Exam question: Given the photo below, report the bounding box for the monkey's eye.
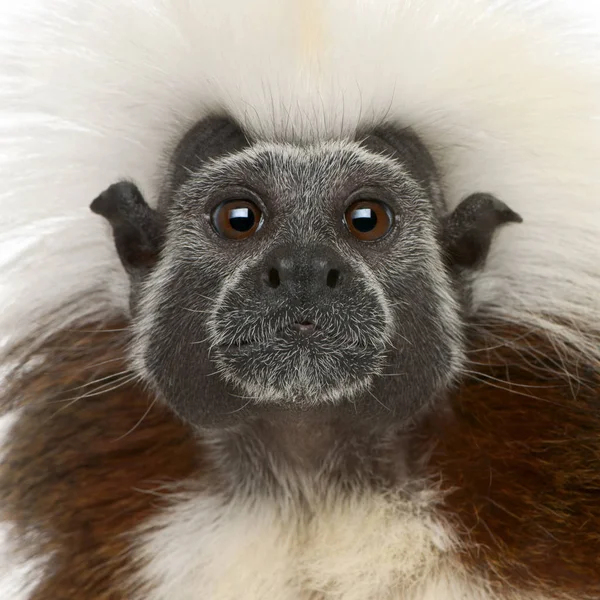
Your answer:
[344,200,393,241]
[212,200,262,240]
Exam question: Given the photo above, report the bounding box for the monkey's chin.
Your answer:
[214,344,384,409]
[237,376,372,407]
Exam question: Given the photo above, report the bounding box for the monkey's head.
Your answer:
[92,117,521,428]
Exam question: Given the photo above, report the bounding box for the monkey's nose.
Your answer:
[262,248,344,295]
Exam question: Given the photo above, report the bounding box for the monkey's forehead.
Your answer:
[180,139,424,197]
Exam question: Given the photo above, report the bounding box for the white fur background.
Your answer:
[1,0,600,597]
[1,0,600,359]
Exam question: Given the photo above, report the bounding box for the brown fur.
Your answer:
[1,319,599,598]
[0,324,201,599]
[429,325,600,597]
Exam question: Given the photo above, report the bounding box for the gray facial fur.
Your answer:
[91,117,521,428]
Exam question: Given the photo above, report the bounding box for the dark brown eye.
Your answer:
[344,200,393,241]
[212,199,262,240]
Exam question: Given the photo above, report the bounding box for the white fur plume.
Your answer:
[0,0,599,370]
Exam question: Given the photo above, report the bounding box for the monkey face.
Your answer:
[92,119,521,427]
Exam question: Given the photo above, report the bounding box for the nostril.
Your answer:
[267,267,281,289]
[326,269,341,289]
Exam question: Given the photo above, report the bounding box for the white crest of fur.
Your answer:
[0,0,599,370]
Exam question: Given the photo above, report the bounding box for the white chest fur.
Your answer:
[134,486,499,600]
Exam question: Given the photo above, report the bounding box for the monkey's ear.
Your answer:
[442,193,522,269]
[90,181,165,272]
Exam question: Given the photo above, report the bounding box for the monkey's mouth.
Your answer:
[210,312,387,404]
[223,321,322,350]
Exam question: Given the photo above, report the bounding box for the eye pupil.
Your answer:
[228,207,255,232]
[351,208,377,233]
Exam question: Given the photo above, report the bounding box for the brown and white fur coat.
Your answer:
[1,1,600,599]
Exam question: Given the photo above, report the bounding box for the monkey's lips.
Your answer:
[220,321,323,352]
